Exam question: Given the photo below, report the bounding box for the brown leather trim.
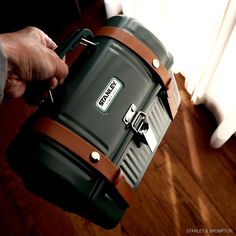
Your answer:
[32,116,134,206]
[166,78,178,118]
[95,26,178,119]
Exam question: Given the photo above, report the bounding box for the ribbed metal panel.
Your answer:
[118,74,181,189]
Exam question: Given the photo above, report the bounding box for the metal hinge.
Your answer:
[123,104,158,152]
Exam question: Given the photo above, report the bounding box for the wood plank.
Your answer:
[164,75,236,231]
[67,213,127,236]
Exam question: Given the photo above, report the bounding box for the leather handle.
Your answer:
[32,116,134,206]
[95,26,178,119]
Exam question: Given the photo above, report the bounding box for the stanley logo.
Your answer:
[96,78,122,112]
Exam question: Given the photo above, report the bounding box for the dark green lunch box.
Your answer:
[7,15,181,229]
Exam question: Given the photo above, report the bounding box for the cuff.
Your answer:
[0,42,7,104]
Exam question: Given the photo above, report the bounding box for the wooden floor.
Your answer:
[0,2,236,236]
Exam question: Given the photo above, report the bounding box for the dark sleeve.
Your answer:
[0,42,7,104]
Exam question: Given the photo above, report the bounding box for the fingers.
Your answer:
[44,35,58,50]
[24,26,58,49]
[37,29,68,85]
[25,26,68,83]
[52,56,69,85]
[48,77,58,90]
[4,77,26,98]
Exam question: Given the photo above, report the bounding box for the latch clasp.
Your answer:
[123,104,158,152]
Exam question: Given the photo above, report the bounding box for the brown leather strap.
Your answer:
[32,116,134,206]
[95,26,178,119]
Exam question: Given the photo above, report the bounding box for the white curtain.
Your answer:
[104,0,236,148]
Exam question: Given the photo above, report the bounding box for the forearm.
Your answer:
[0,42,7,104]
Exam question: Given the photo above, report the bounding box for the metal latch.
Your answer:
[123,104,158,152]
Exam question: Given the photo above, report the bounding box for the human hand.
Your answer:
[0,26,68,99]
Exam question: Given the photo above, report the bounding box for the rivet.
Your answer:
[90,151,100,163]
[152,59,160,68]
[131,105,135,112]
[124,117,130,123]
